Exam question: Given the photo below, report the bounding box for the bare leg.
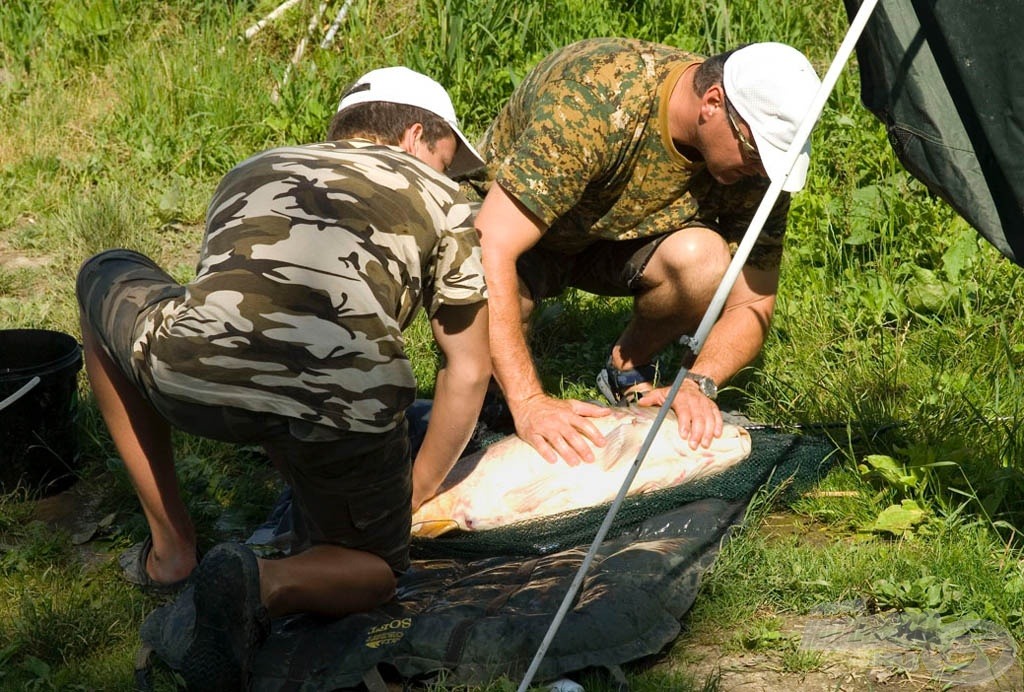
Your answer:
[612,227,731,372]
[258,545,396,619]
[81,320,197,584]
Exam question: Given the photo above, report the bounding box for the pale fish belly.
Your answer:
[411,406,752,537]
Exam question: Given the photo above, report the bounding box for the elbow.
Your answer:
[466,358,493,393]
[443,353,492,394]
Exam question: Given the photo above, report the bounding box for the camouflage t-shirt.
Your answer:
[134,140,486,434]
[477,37,790,269]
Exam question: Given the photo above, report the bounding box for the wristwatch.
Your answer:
[684,372,718,400]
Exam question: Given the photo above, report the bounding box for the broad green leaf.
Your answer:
[867,499,929,536]
[858,454,923,494]
[941,231,979,283]
[845,184,884,245]
[906,266,953,314]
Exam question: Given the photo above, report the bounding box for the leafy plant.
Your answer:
[860,498,931,538]
[735,618,792,652]
[868,575,962,616]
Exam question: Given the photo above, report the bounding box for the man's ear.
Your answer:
[700,83,725,120]
[399,122,425,156]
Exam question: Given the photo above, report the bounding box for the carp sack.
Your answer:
[412,405,752,537]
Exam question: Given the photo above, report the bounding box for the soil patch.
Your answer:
[30,473,120,572]
[676,610,1022,691]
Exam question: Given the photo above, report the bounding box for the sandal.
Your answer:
[595,360,658,406]
[119,536,197,596]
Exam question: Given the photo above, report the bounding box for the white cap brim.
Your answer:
[446,131,485,178]
[756,137,810,193]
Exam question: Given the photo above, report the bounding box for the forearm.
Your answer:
[411,359,490,512]
[485,260,545,408]
[475,183,549,410]
[691,296,774,385]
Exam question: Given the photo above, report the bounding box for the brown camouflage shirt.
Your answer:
[476,37,790,269]
[136,140,486,434]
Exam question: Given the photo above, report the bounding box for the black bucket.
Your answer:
[0,329,84,496]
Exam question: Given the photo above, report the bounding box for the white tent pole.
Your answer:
[244,0,303,41]
[682,0,882,361]
[514,1,881,690]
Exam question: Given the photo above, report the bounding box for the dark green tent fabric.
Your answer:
[843,0,1024,265]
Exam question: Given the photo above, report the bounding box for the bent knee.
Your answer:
[374,571,398,604]
[651,227,730,278]
[662,226,730,262]
[359,558,399,607]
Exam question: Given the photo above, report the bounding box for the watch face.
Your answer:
[688,372,717,399]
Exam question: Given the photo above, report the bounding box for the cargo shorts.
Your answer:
[516,233,671,301]
[76,249,413,571]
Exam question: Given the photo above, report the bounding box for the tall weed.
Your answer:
[111,40,270,177]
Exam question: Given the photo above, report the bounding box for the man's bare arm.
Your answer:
[639,263,778,448]
[475,184,610,465]
[411,302,491,511]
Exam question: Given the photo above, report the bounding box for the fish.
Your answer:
[411,405,752,537]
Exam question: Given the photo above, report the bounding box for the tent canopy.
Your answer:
[844,0,1024,265]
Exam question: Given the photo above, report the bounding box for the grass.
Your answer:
[2,0,1024,689]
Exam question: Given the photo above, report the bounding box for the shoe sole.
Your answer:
[181,544,266,691]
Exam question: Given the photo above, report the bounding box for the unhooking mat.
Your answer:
[140,404,837,690]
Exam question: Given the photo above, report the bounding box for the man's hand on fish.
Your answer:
[637,381,724,450]
[510,393,613,466]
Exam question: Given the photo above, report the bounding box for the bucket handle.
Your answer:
[0,376,41,413]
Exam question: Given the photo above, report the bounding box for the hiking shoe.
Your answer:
[595,360,658,406]
[180,543,269,691]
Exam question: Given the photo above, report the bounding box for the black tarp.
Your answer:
[139,416,837,690]
[843,0,1024,265]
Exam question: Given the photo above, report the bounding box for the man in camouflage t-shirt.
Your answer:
[76,67,489,688]
[473,38,820,464]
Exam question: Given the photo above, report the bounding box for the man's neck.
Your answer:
[667,64,703,161]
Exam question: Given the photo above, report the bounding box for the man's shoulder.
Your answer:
[219,140,459,201]
[546,37,698,78]
[235,139,410,168]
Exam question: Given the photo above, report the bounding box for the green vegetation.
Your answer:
[2,0,1022,689]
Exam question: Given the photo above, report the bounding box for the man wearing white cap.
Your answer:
[473,38,821,465]
[76,66,489,688]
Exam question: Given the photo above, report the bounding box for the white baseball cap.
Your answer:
[337,66,485,177]
[723,43,821,192]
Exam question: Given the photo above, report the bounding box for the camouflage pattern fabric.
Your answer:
[477,37,790,270]
[133,140,486,434]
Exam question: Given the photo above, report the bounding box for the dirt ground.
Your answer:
[675,618,1021,692]
[667,512,1022,691]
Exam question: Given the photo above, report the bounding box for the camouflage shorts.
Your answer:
[517,233,670,301]
[76,248,413,571]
